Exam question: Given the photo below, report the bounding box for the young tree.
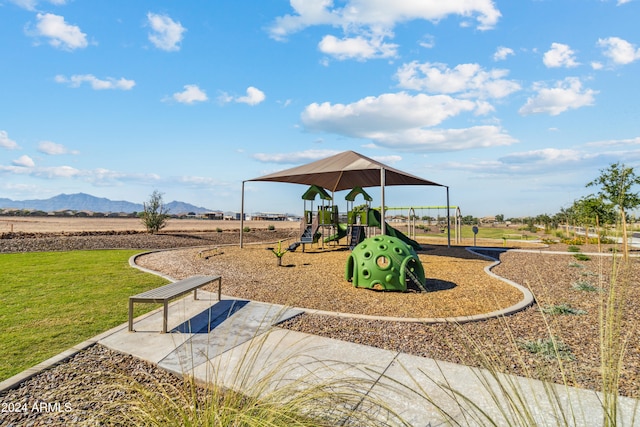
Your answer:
[140,190,170,234]
[587,162,640,253]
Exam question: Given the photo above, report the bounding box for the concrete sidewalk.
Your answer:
[98,290,640,427]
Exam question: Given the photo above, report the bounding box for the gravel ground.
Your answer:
[1,231,639,425]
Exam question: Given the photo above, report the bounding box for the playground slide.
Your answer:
[367,209,421,251]
[324,223,348,243]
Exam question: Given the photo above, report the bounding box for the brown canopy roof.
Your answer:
[248,150,444,192]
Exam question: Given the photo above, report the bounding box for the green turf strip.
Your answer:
[0,250,168,381]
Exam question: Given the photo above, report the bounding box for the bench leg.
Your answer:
[218,278,222,301]
[162,301,169,333]
[128,299,134,332]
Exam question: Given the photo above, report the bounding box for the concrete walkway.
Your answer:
[97,290,639,427]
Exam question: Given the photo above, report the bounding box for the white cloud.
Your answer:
[38,141,79,155]
[31,13,88,50]
[236,87,266,105]
[0,131,20,150]
[12,155,35,168]
[395,61,521,99]
[519,77,597,116]
[303,92,478,133]
[418,34,435,49]
[371,155,402,164]
[597,36,640,65]
[301,92,516,151]
[493,46,514,61]
[585,136,640,148]
[591,61,604,70]
[170,84,208,104]
[318,32,398,60]
[10,0,66,11]
[543,43,579,68]
[252,149,342,164]
[54,74,135,90]
[365,126,517,152]
[269,0,501,40]
[147,12,186,52]
[219,87,266,106]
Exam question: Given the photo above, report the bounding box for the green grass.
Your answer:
[0,250,168,381]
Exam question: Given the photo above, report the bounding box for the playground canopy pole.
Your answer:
[380,167,386,235]
[240,180,246,248]
[446,186,451,248]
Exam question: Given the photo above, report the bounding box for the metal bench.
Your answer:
[128,275,222,333]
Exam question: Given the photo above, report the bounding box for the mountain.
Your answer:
[0,193,212,214]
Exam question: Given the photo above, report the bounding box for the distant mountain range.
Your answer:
[0,193,213,214]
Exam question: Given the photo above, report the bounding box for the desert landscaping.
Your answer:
[0,216,638,424]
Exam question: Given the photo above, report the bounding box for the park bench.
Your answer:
[128,275,222,333]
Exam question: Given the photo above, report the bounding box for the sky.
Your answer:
[1,0,640,218]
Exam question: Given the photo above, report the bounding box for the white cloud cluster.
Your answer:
[318,33,398,60]
[9,0,66,11]
[12,155,35,168]
[270,0,501,61]
[38,141,78,155]
[597,36,640,65]
[54,74,135,90]
[519,77,597,116]
[219,87,266,106]
[31,12,87,50]
[395,61,521,99]
[0,131,20,150]
[147,12,186,52]
[301,92,516,151]
[252,149,342,164]
[170,84,208,104]
[543,43,579,68]
[493,46,514,61]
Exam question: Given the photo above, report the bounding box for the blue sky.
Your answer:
[1,0,639,218]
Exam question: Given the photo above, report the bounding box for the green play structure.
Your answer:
[345,235,426,292]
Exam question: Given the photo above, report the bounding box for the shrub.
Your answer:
[574,253,591,261]
[518,336,575,361]
[567,245,581,252]
[243,226,251,232]
[216,227,223,233]
[572,281,600,292]
[541,303,587,315]
[268,224,276,231]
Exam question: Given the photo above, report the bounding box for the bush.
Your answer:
[541,303,587,315]
[216,227,223,233]
[518,336,575,361]
[268,224,275,231]
[574,253,591,261]
[243,226,251,233]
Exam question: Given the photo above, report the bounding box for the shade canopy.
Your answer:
[247,150,444,192]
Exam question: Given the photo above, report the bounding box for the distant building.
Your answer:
[202,211,224,220]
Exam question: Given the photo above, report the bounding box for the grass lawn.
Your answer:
[417,224,536,240]
[0,250,168,381]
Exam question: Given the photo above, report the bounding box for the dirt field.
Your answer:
[0,216,298,233]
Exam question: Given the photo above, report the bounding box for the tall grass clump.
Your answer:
[99,320,407,426]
